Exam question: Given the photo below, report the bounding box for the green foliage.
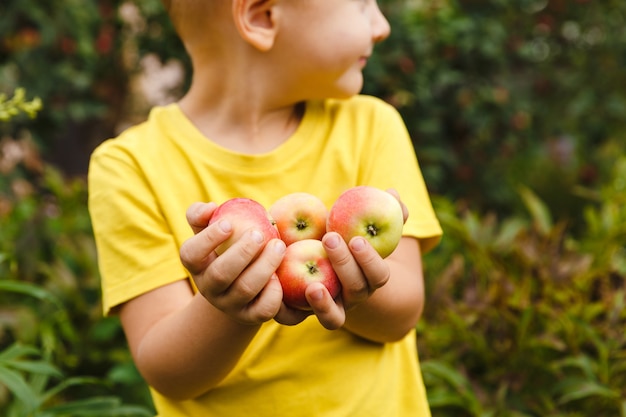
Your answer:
[0,0,122,120]
[0,285,151,417]
[0,157,154,414]
[365,0,626,217]
[419,160,626,416]
[0,90,153,413]
[0,89,42,122]
[0,170,155,417]
[0,0,131,175]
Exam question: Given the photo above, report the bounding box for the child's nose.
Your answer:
[371,5,391,43]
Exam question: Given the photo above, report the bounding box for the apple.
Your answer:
[326,186,404,258]
[208,198,280,255]
[276,239,341,310]
[269,192,328,245]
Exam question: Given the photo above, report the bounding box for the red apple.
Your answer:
[326,186,404,258]
[269,192,328,245]
[276,239,341,310]
[208,198,280,255]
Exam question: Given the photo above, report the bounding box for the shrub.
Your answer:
[418,159,626,416]
[365,0,626,218]
[0,91,153,415]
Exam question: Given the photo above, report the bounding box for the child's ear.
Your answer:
[232,0,279,52]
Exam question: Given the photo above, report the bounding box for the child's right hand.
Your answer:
[180,202,287,325]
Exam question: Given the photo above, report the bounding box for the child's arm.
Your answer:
[323,235,425,343]
[118,202,287,400]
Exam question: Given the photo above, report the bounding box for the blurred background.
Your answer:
[1,0,625,415]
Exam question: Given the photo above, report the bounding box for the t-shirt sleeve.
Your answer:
[360,98,442,253]
[88,140,189,316]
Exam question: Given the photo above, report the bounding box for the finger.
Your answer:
[186,202,218,234]
[238,275,284,324]
[386,188,409,223]
[204,229,269,296]
[220,238,286,306]
[386,188,400,200]
[322,232,370,307]
[180,218,233,274]
[348,236,390,293]
[306,283,346,330]
[274,302,312,326]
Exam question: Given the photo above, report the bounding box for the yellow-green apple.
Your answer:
[276,239,341,310]
[269,192,328,245]
[326,186,404,258]
[208,198,280,255]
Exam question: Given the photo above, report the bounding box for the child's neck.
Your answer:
[179,89,305,155]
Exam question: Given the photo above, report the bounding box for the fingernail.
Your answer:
[219,220,232,233]
[310,289,324,301]
[325,234,340,249]
[251,230,264,244]
[351,237,366,251]
[273,239,286,254]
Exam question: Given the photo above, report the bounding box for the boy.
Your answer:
[88,0,442,416]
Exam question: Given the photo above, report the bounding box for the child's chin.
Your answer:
[331,84,363,99]
[336,75,364,98]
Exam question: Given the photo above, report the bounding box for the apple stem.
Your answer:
[306,262,319,274]
[367,224,378,237]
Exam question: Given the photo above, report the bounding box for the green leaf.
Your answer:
[518,185,552,234]
[38,376,102,404]
[492,217,527,249]
[0,367,39,413]
[3,359,62,378]
[421,360,483,414]
[422,360,471,391]
[552,355,597,381]
[557,380,618,404]
[0,281,64,309]
[0,344,41,362]
[36,397,153,417]
[426,388,468,408]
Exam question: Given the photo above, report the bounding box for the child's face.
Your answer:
[277,0,390,99]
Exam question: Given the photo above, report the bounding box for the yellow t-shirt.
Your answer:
[88,95,442,417]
